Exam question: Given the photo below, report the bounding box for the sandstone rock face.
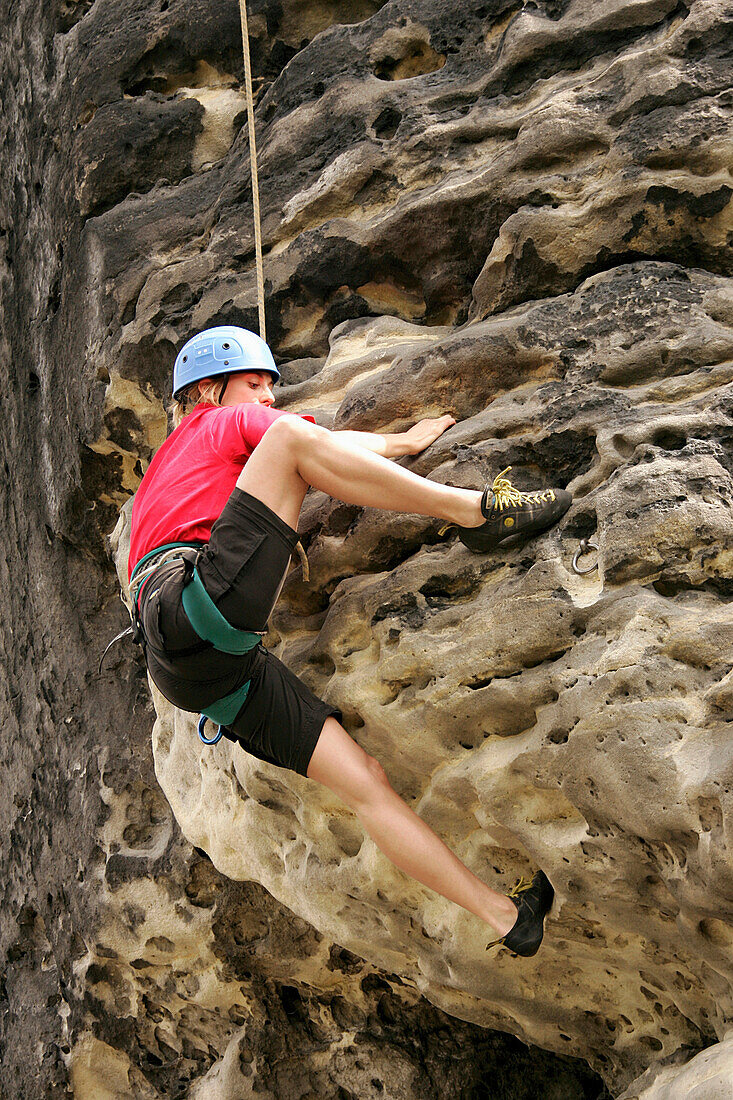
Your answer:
[1,0,731,1097]
[143,262,733,1096]
[617,1030,733,1098]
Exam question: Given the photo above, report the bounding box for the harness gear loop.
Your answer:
[238,0,266,342]
[129,542,202,605]
[572,538,599,576]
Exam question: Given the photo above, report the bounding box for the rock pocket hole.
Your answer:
[372,106,402,139]
[563,510,597,541]
[328,816,364,858]
[698,917,733,947]
[374,39,446,80]
[611,433,635,458]
[652,428,687,451]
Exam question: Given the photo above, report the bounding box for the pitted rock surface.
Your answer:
[1,0,731,1097]
[138,261,733,1096]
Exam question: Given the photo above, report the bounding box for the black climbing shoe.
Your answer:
[451,467,571,553]
[487,870,555,958]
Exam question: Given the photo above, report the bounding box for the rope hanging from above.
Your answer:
[237,0,266,342]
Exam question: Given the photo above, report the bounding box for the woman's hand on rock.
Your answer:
[401,414,456,455]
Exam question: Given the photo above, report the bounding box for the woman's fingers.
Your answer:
[401,414,456,454]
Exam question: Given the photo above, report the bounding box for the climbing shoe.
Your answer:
[487,870,555,958]
[449,467,571,553]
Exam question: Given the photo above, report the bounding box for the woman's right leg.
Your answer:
[307,717,519,938]
[236,416,483,532]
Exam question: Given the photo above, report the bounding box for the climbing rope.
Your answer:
[237,0,266,342]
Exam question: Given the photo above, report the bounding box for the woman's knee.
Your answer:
[307,719,392,807]
[264,413,319,452]
[347,753,392,811]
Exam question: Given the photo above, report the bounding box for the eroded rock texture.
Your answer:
[1,0,731,1097]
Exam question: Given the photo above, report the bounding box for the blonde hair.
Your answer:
[168,378,226,429]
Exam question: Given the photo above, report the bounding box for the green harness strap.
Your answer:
[181,567,262,732]
[130,541,200,583]
[181,567,262,655]
[200,677,253,726]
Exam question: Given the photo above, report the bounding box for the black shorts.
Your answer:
[138,488,341,776]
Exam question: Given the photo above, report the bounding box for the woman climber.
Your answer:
[128,325,570,957]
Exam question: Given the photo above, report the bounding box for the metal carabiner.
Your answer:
[572,538,599,575]
[198,714,224,745]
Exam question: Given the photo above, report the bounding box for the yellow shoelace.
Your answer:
[439,468,557,537]
[491,467,556,511]
[485,875,535,950]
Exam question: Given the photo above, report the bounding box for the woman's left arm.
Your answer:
[334,414,456,458]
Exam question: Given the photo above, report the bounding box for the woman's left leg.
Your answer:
[307,718,518,937]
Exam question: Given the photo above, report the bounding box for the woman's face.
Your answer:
[203,371,276,407]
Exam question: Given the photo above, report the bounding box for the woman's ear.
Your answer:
[197,378,212,396]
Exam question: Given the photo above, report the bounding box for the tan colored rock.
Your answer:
[69,1035,158,1100]
[618,1031,733,1099]
[124,262,733,1095]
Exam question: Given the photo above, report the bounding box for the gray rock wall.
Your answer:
[1,0,731,1097]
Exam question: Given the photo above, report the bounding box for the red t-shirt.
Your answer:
[128,402,314,578]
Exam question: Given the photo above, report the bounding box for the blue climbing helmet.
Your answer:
[172,326,280,399]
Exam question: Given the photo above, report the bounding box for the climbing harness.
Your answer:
[101,531,308,741]
[130,546,264,746]
[100,544,264,746]
[572,538,599,576]
[238,0,266,341]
